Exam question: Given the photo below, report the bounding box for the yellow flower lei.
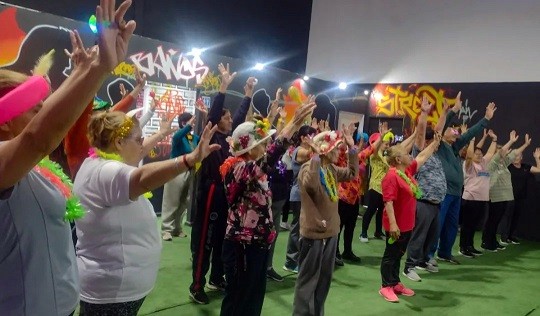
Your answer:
[320,167,338,202]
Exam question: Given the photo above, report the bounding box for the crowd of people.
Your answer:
[1,1,539,315]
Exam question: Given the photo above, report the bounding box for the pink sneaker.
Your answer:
[379,286,399,302]
[393,283,415,296]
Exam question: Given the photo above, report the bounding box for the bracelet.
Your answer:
[173,157,181,173]
[182,155,193,170]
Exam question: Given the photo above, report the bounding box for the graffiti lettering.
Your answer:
[458,99,477,125]
[112,62,136,79]
[130,46,209,83]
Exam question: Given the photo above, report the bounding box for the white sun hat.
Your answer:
[227,119,276,156]
[313,130,343,155]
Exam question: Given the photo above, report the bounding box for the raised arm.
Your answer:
[531,148,540,173]
[232,77,256,130]
[401,128,418,154]
[207,63,237,125]
[333,124,359,182]
[483,129,498,162]
[415,94,432,150]
[129,123,220,199]
[434,98,450,133]
[140,113,176,159]
[441,92,461,135]
[0,1,136,190]
[415,132,442,168]
[476,129,488,149]
[112,68,146,112]
[454,102,495,150]
[502,130,519,153]
[514,134,532,156]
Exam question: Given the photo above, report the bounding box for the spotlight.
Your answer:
[373,91,383,102]
[303,75,310,81]
[364,90,370,96]
[254,63,265,71]
[338,82,347,90]
[188,48,204,57]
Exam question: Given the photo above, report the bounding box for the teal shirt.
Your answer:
[170,124,200,158]
[436,111,489,196]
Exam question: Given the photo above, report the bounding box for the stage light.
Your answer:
[88,15,97,34]
[303,75,310,81]
[373,91,383,102]
[338,82,347,90]
[364,90,370,95]
[188,48,203,57]
[254,63,265,71]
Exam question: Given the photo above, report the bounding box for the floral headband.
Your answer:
[0,76,50,125]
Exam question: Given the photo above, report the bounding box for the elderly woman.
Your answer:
[73,110,218,315]
[378,135,441,303]
[292,126,359,316]
[0,1,135,315]
[218,99,315,316]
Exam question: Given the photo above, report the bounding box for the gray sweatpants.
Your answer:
[161,170,193,235]
[293,235,337,316]
[405,201,439,270]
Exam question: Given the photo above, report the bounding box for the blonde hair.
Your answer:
[385,145,406,166]
[0,69,28,95]
[88,111,140,150]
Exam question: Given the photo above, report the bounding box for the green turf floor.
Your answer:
[137,217,540,316]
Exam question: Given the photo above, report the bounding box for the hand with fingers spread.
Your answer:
[218,63,237,93]
[119,83,128,99]
[509,130,519,143]
[451,91,462,113]
[95,0,136,72]
[280,98,317,140]
[342,123,355,147]
[487,129,497,141]
[268,88,282,119]
[311,117,318,129]
[64,32,99,71]
[420,93,432,113]
[533,148,540,160]
[195,98,208,114]
[190,123,222,162]
[524,134,532,146]
[484,102,497,120]
[159,112,176,136]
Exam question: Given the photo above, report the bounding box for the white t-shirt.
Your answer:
[74,158,162,304]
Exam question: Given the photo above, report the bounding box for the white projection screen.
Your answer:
[306,0,540,84]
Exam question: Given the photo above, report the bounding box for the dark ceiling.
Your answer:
[2,0,313,74]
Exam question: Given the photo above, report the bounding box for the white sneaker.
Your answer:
[426,263,439,273]
[359,236,369,243]
[427,258,438,267]
[499,239,509,246]
[403,269,422,282]
[280,222,290,231]
[162,232,173,241]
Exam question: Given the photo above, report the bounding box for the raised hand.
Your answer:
[186,114,197,127]
[218,63,237,92]
[484,102,497,120]
[460,124,468,135]
[119,83,128,99]
[269,88,281,118]
[442,98,450,113]
[159,112,176,135]
[524,134,532,146]
[487,129,497,140]
[311,117,318,129]
[452,91,462,113]
[191,123,221,162]
[64,31,99,70]
[278,107,287,119]
[244,77,257,97]
[379,121,390,135]
[509,130,519,143]
[342,123,355,147]
[135,67,146,88]
[96,0,136,72]
[195,98,208,114]
[421,93,432,113]
[533,148,540,160]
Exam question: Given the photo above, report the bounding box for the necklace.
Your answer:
[89,148,153,199]
[34,157,85,222]
[394,168,423,199]
[320,166,338,202]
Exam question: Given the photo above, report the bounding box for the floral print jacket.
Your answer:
[220,138,287,247]
[337,145,373,205]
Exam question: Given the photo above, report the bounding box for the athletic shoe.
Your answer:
[283,264,299,274]
[280,222,291,231]
[266,268,284,282]
[426,263,439,273]
[189,290,209,305]
[341,251,361,263]
[403,269,422,282]
[496,243,506,250]
[415,262,428,271]
[162,232,173,241]
[379,286,399,303]
[458,248,476,258]
[499,239,509,246]
[335,257,344,267]
[469,247,483,256]
[373,233,385,240]
[393,283,415,296]
[359,236,369,243]
[206,280,226,291]
[508,237,521,245]
[437,255,461,265]
[427,258,438,267]
[481,243,498,252]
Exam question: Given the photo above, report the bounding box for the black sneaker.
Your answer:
[266,268,284,282]
[373,232,385,240]
[496,243,506,250]
[341,251,361,263]
[508,237,521,245]
[469,247,483,256]
[189,290,209,305]
[206,280,226,291]
[481,243,498,252]
[437,255,461,265]
[335,257,344,267]
[458,248,475,258]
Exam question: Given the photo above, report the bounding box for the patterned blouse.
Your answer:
[220,139,287,247]
[337,145,374,205]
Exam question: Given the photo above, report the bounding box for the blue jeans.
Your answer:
[430,194,461,258]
